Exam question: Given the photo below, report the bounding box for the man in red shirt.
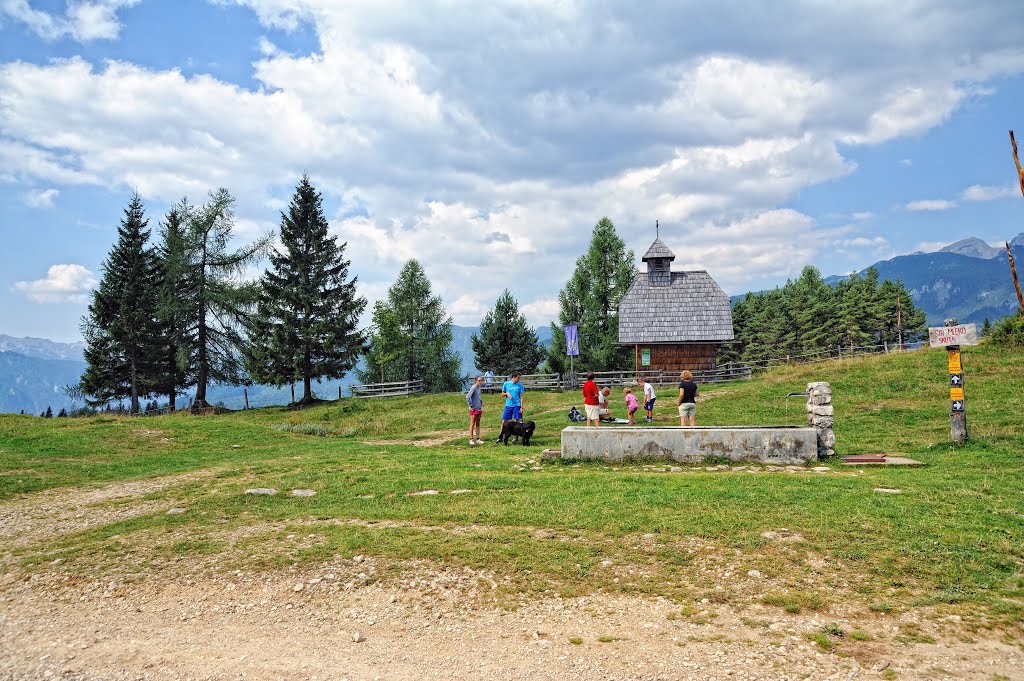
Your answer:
[582,371,600,427]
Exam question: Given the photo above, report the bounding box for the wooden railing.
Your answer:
[350,379,424,398]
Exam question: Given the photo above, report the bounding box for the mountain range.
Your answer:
[2,235,1021,414]
[0,326,554,414]
[823,232,1024,326]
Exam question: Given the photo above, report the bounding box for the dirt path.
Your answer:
[0,471,216,549]
[3,570,1022,681]
[2,479,1022,680]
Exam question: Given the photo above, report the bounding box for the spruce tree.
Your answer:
[44,406,53,418]
[153,202,197,411]
[545,217,635,372]
[246,175,367,403]
[178,189,269,409]
[472,289,543,374]
[361,260,462,392]
[80,193,163,413]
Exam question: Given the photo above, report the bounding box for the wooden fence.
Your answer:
[350,379,424,398]
[481,373,563,391]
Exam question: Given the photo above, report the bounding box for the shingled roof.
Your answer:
[617,269,735,344]
[641,238,675,262]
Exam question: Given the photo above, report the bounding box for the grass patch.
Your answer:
[1,342,1022,633]
[273,423,334,436]
[762,590,828,614]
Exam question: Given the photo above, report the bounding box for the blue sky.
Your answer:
[2,1,1023,342]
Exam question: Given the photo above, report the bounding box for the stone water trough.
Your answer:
[559,425,819,465]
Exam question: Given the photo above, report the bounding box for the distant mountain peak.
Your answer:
[1010,232,1024,247]
[938,237,1001,259]
[0,334,86,361]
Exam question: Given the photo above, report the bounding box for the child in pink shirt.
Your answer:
[624,387,639,424]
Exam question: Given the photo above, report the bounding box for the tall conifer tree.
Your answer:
[80,193,162,413]
[246,175,367,403]
[153,202,197,410]
[361,260,462,392]
[545,217,635,372]
[180,188,269,408]
[472,289,543,374]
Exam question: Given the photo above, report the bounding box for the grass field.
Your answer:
[1,342,1022,635]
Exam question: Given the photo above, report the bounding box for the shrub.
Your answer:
[987,313,1024,349]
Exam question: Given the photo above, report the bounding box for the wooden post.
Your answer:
[244,388,249,410]
[1011,130,1024,198]
[948,345,967,444]
[291,383,295,404]
[339,386,342,400]
[1007,241,1024,315]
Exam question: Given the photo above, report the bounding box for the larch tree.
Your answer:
[246,175,367,403]
[179,188,269,409]
[546,217,635,372]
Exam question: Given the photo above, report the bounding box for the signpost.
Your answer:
[929,321,978,444]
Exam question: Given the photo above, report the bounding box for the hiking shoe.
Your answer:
[475,439,484,445]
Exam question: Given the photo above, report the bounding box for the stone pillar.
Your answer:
[806,381,835,458]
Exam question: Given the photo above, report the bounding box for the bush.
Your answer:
[987,313,1024,349]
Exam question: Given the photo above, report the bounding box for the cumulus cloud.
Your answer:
[961,184,1018,201]
[21,187,59,208]
[13,264,97,303]
[905,199,957,211]
[3,1,1024,323]
[0,0,139,42]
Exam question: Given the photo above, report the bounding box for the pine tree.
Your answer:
[545,217,635,372]
[472,290,543,374]
[80,193,163,413]
[981,317,992,337]
[361,260,462,392]
[177,189,269,409]
[246,175,367,403]
[44,406,53,418]
[57,408,68,418]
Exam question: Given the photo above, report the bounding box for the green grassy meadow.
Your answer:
[1,342,1022,632]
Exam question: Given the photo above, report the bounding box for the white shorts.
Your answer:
[678,403,696,416]
[584,404,601,420]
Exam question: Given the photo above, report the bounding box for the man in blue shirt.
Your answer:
[496,371,524,443]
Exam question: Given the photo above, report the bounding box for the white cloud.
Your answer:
[21,187,59,208]
[12,264,97,303]
[905,199,957,211]
[851,211,874,221]
[3,1,1024,325]
[899,159,913,166]
[0,0,139,42]
[961,184,1018,201]
[838,236,888,248]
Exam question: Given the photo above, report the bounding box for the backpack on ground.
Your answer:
[568,406,585,422]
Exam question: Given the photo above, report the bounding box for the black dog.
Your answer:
[500,420,536,446]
